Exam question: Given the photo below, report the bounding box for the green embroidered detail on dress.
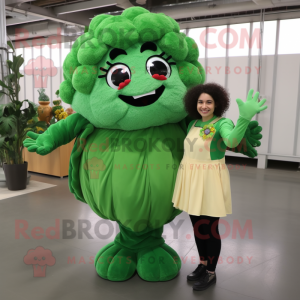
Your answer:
[199,123,216,140]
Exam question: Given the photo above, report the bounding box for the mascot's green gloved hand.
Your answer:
[23,113,91,156]
[245,120,263,147]
[23,131,55,155]
[228,121,263,158]
[236,89,268,121]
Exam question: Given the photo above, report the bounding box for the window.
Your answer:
[24,46,32,67]
[207,25,227,58]
[228,23,250,57]
[278,18,300,55]
[61,42,70,66]
[251,22,261,56]
[42,45,51,78]
[188,28,206,59]
[262,20,277,55]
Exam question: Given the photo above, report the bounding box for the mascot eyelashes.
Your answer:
[24,7,262,282]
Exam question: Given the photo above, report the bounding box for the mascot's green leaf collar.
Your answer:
[59,7,204,130]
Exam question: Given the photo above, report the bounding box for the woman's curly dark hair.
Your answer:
[184,82,230,119]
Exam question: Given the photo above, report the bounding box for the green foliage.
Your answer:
[7,41,15,52]
[0,54,47,165]
[55,89,60,97]
[52,105,63,114]
[37,88,50,101]
[53,100,61,106]
[49,116,57,125]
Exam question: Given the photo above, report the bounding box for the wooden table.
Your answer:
[23,139,75,178]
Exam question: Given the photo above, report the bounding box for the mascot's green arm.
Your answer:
[23,113,91,155]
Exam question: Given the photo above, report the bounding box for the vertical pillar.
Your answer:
[257,154,268,169]
[256,9,265,122]
[224,24,229,118]
[0,1,8,104]
[204,26,208,83]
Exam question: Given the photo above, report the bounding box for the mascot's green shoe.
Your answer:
[95,223,181,282]
[95,242,137,281]
[137,243,181,282]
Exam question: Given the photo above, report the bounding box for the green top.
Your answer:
[187,114,251,160]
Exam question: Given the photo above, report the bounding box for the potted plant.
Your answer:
[50,106,68,124]
[37,88,52,124]
[52,89,75,118]
[0,49,47,190]
[53,89,61,106]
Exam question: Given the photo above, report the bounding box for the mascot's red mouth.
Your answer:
[118,85,165,107]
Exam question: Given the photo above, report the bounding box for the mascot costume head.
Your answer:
[59,6,205,131]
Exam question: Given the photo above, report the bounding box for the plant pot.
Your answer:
[38,101,53,124]
[52,99,63,120]
[65,107,75,115]
[53,99,61,106]
[3,161,28,191]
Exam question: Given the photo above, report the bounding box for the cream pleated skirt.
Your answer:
[172,119,232,217]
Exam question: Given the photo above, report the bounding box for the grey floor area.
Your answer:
[0,157,299,300]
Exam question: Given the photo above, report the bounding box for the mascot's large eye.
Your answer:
[146,56,171,78]
[107,64,131,90]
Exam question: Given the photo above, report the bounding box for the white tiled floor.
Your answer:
[0,158,299,300]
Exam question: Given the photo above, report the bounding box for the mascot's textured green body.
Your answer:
[24,7,262,282]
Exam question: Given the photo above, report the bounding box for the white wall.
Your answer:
[13,17,300,161]
[15,41,72,110]
[187,18,300,162]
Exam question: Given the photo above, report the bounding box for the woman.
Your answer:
[171,82,267,291]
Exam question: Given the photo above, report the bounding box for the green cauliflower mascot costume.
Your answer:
[24,7,263,282]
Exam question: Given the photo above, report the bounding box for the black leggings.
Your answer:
[189,214,221,272]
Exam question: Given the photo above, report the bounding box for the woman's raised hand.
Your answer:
[236,89,268,121]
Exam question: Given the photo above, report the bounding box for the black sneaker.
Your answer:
[193,270,216,291]
[187,264,207,281]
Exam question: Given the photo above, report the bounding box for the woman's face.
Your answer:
[197,93,215,119]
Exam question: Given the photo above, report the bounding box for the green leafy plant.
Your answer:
[52,105,63,114]
[55,89,59,98]
[0,51,47,165]
[37,88,50,102]
[53,100,61,106]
